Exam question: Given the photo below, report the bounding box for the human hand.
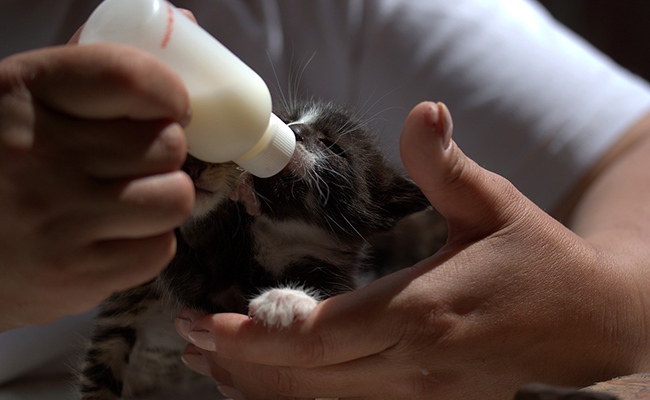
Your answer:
[175,102,648,399]
[0,43,194,331]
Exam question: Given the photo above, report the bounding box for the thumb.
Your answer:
[400,101,526,241]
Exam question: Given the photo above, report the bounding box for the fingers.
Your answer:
[399,101,528,240]
[77,121,187,178]
[177,8,198,23]
[28,231,179,315]
[8,44,190,123]
[102,171,194,238]
[33,105,187,179]
[67,25,84,45]
[16,171,192,319]
[0,44,195,240]
[39,171,194,246]
[179,267,419,368]
[0,42,195,328]
[2,44,191,179]
[85,232,178,291]
[182,341,424,400]
[219,353,415,399]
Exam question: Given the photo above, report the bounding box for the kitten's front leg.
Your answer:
[77,282,159,400]
[248,287,319,328]
[249,289,338,400]
[77,325,135,400]
[229,174,261,216]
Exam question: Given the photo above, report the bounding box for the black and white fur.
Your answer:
[76,99,436,399]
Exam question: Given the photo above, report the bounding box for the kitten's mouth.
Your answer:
[190,181,224,218]
[191,177,217,195]
[280,150,299,174]
[194,185,214,195]
[279,145,312,178]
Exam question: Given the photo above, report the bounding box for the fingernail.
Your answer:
[423,102,448,151]
[188,330,217,351]
[436,102,453,150]
[174,316,192,340]
[423,101,440,129]
[218,385,246,400]
[175,309,203,340]
[178,8,198,23]
[180,107,192,127]
[181,353,212,377]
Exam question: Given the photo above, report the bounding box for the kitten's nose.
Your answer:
[182,155,207,180]
[289,123,305,141]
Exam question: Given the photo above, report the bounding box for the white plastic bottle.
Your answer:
[79,0,295,178]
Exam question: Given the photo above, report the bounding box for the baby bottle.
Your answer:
[79,0,295,178]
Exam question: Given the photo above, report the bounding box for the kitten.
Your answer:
[77,99,438,399]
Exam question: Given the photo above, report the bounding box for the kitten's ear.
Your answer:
[379,174,431,224]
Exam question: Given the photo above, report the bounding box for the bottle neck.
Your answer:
[233,113,296,178]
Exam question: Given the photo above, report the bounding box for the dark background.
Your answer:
[538,1,650,81]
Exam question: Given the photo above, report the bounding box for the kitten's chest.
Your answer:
[252,216,350,277]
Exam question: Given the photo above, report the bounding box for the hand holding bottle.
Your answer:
[0,43,193,331]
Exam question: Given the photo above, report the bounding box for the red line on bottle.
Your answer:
[161,3,174,49]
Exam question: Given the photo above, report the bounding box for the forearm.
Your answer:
[570,112,650,239]
[566,111,650,370]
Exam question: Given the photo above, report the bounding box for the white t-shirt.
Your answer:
[1,0,650,384]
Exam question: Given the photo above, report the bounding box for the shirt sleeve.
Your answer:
[0,310,95,385]
[346,0,650,211]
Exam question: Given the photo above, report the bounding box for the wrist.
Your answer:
[582,237,650,373]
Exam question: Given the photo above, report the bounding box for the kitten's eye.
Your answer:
[319,138,346,158]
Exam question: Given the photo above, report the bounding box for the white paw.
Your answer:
[248,288,319,328]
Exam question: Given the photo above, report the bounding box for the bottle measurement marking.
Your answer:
[161,2,174,48]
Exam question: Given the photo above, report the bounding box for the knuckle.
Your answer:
[409,368,442,399]
[158,123,188,169]
[292,332,328,367]
[419,305,456,340]
[398,299,456,353]
[107,48,159,91]
[95,49,147,95]
[109,48,188,119]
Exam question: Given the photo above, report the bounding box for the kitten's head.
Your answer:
[182,99,429,239]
